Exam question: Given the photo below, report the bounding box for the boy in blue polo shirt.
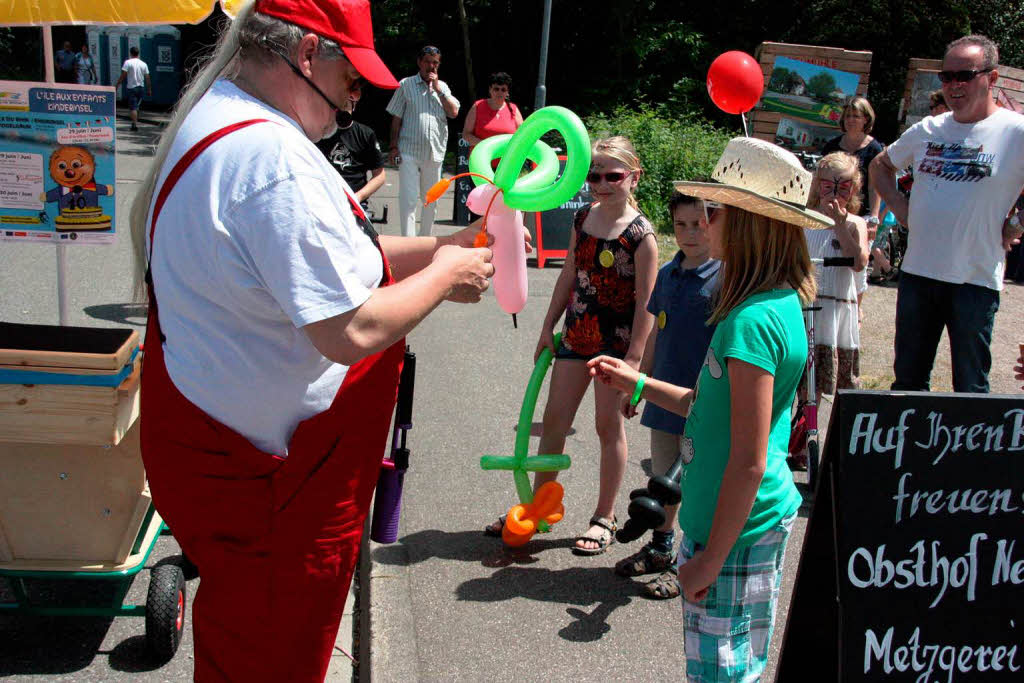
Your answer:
[615,191,719,599]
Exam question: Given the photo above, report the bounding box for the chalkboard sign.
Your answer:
[533,156,591,268]
[454,138,473,226]
[778,390,1024,681]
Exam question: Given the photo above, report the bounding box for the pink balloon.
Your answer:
[467,185,528,315]
[707,51,764,115]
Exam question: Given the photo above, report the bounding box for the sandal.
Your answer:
[483,514,507,537]
[572,515,617,556]
[614,543,674,577]
[642,569,681,600]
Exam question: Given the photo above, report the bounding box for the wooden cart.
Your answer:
[0,323,186,662]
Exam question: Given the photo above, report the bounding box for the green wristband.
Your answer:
[630,373,647,407]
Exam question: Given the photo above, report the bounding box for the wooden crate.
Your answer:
[0,323,140,446]
[0,420,149,564]
[750,42,873,146]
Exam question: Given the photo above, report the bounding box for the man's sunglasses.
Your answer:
[937,68,993,84]
[702,200,724,223]
[586,171,631,184]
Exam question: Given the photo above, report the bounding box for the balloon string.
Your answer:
[473,188,505,248]
[452,172,496,185]
[741,112,749,137]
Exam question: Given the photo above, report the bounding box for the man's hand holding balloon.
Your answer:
[431,244,494,303]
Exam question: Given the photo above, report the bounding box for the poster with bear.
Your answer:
[0,80,116,244]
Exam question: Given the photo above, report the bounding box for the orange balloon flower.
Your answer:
[502,481,565,547]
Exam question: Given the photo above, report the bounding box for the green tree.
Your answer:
[806,72,838,102]
[768,67,790,93]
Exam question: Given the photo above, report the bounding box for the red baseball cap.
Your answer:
[255,0,399,89]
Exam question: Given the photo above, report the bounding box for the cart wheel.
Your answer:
[146,564,186,662]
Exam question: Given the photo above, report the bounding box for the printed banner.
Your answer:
[0,80,117,244]
[761,56,860,126]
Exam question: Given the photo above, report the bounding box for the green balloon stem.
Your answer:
[480,333,571,508]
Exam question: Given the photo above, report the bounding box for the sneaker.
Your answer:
[130,123,138,131]
[614,543,673,577]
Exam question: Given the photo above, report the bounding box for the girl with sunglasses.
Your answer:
[485,136,657,555]
[794,153,869,468]
[587,137,827,681]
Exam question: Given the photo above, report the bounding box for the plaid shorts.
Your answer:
[680,513,796,682]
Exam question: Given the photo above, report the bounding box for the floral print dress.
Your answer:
[557,205,655,360]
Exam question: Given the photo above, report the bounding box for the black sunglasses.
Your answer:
[937,68,993,84]
[586,171,630,184]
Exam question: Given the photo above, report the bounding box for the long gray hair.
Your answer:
[129,0,345,300]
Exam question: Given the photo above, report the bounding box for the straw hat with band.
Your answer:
[255,0,399,89]
[674,137,832,231]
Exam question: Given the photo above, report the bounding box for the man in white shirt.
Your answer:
[114,47,151,131]
[871,34,1024,393]
[386,45,460,236]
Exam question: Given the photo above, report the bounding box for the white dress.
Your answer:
[804,227,860,393]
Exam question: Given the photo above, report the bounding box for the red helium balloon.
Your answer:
[707,51,764,115]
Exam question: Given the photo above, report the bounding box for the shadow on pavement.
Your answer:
[104,634,163,673]
[374,529,578,568]
[456,565,632,642]
[84,302,148,327]
[0,612,112,676]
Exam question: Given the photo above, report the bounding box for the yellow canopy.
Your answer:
[2,0,241,26]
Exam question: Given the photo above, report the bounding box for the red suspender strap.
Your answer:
[148,118,271,255]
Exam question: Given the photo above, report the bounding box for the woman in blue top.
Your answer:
[74,44,97,85]
[589,137,830,681]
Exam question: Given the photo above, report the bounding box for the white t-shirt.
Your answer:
[148,79,383,455]
[887,107,1024,290]
[121,57,149,89]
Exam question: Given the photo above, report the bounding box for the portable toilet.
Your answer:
[106,28,125,98]
[139,25,182,107]
[86,26,109,85]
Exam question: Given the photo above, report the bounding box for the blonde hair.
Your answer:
[806,151,863,216]
[839,96,875,134]
[591,136,642,210]
[128,0,345,300]
[708,207,815,324]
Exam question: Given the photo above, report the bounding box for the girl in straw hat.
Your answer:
[588,137,828,680]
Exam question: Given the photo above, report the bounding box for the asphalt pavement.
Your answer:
[0,107,816,681]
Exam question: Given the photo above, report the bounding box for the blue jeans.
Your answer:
[892,272,999,393]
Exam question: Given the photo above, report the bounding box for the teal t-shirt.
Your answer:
[677,288,805,548]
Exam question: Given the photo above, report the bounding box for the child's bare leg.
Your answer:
[533,360,590,490]
[575,379,628,551]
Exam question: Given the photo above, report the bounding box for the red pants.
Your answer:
[141,319,402,681]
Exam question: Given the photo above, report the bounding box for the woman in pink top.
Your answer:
[462,72,524,152]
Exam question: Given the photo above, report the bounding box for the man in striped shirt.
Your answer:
[386,45,460,236]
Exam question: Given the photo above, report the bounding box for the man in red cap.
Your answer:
[129,1,500,679]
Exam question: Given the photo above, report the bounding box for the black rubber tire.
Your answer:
[146,564,186,663]
[807,438,821,492]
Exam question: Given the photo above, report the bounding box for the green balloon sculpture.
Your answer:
[480,333,571,530]
[467,106,591,212]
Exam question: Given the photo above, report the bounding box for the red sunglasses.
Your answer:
[586,171,631,185]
